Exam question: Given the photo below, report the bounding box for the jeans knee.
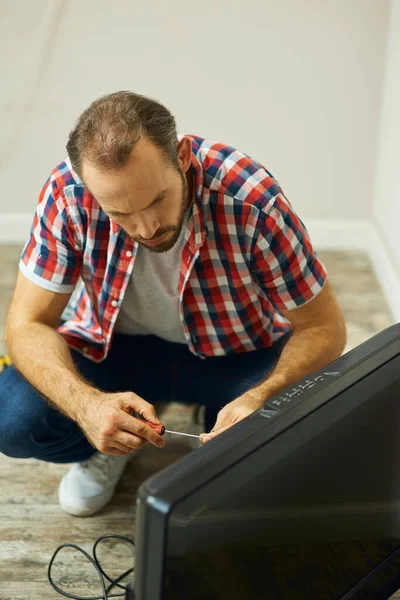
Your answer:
[0,366,47,458]
[0,366,86,462]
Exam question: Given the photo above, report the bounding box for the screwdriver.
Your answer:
[135,417,203,439]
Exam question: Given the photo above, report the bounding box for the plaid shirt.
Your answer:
[20,135,327,362]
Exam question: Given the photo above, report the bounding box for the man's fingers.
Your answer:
[111,441,136,454]
[117,432,149,452]
[211,411,232,432]
[198,409,233,443]
[200,424,231,443]
[120,413,166,448]
[131,398,160,424]
[104,444,132,456]
[200,402,258,444]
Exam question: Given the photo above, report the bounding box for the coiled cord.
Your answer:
[47,533,135,599]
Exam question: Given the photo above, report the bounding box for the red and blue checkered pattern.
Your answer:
[20,135,327,362]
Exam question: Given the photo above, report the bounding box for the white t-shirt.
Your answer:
[114,214,189,344]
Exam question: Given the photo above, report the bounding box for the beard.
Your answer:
[138,169,191,254]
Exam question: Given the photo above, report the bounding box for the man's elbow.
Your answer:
[4,308,17,350]
[325,309,347,361]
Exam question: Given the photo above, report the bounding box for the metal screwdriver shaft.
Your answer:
[164,429,202,439]
[133,417,203,439]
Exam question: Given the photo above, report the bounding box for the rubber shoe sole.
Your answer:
[58,453,132,517]
[58,474,117,517]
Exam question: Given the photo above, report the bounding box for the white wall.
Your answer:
[368,0,400,323]
[373,0,400,275]
[0,0,390,241]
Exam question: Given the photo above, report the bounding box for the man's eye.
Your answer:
[153,196,166,207]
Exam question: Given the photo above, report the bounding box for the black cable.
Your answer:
[47,533,135,599]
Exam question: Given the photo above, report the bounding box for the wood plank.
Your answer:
[0,247,398,599]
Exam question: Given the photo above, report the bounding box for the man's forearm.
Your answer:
[6,322,96,422]
[243,324,346,406]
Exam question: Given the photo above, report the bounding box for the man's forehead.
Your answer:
[82,136,168,191]
[90,167,164,199]
[82,154,167,207]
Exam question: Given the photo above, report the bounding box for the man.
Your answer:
[0,91,346,517]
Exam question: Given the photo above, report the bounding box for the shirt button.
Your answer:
[111,299,119,307]
[125,250,133,257]
[82,347,89,354]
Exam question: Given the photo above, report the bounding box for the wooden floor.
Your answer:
[0,245,399,599]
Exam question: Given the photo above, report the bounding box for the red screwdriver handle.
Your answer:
[135,417,165,436]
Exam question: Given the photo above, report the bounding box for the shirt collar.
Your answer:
[189,151,208,250]
[110,219,121,235]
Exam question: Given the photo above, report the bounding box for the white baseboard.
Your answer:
[305,218,400,323]
[366,225,400,324]
[1,213,399,323]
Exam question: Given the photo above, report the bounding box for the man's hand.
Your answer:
[76,391,166,456]
[200,394,261,443]
[200,283,346,445]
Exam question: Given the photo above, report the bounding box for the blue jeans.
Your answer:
[0,333,290,464]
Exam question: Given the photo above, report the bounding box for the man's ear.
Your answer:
[177,136,192,173]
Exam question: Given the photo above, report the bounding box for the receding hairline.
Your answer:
[67,90,180,179]
[80,133,177,185]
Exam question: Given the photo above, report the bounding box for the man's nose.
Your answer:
[135,213,160,240]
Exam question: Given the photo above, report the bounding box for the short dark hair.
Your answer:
[66,91,179,178]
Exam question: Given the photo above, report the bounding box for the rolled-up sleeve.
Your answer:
[251,193,327,311]
[19,178,82,293]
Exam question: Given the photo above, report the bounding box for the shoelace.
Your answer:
[79,453,127,486]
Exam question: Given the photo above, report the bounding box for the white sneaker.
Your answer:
[58,452,132,517]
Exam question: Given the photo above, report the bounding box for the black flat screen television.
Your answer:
[129,324,400,600]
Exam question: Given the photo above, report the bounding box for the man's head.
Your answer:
[66,91,193,253]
